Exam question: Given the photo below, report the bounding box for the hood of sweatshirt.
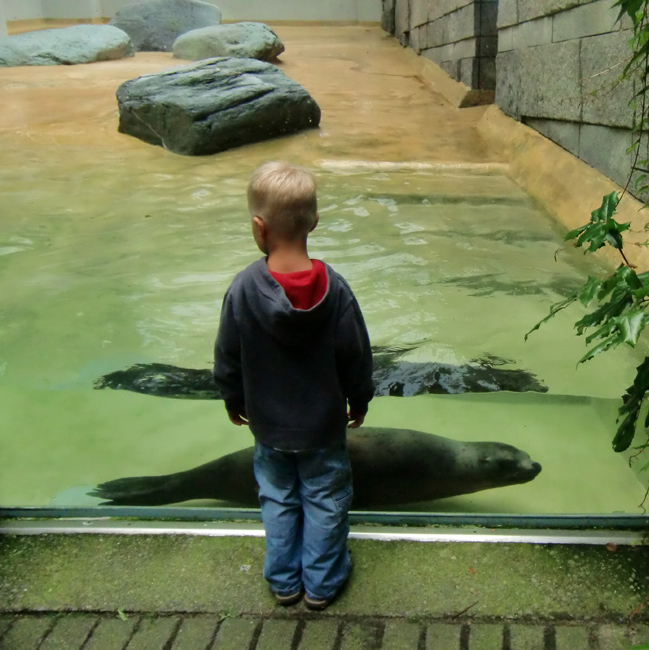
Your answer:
[235,258,342,347]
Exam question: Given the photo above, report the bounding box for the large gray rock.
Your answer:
[109,0,221,52]
[173,22,284,62]
[0,24,134,67]
[116,57,321,156]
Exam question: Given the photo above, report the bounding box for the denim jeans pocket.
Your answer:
[333,485,353,515]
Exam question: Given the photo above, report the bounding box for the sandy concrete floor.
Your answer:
[0,24,498,165]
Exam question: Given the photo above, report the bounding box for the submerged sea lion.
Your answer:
[90,427,542,508]
[92,348,548,400]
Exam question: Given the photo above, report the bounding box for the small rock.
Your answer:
[109,0,222,52]
[173,22,284,62]
[0,24,134,67]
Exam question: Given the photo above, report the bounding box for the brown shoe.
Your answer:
[275,590,303,606]
[304,594,332,610]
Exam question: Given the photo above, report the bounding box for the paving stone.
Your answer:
[213,618,258,650]
[256,619,298,650]
[425,623,462,649]
[468,623,504,649]
[84,617,139,650]
[297,620,339,650]
[39,616,98,650]
[381,621,421,649]
[126,617,180,650]
[596,624,631,649]
[0,617,14,639]
[170,617,219,650]
[340,621,382,650]
[555,625,590,649]
[509,624,545,649]
[629,625,649,646]
[0,616,54,650]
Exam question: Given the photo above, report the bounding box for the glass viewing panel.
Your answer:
[2,155,647,517]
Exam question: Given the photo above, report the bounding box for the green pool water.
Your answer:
[1,156,647,514]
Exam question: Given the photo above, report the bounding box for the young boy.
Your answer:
[213,161,374,610]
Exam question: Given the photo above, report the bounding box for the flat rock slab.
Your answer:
[173,22,285,62]
[116,57,321,155]
[109,0,222,52]
[0,25,134,67]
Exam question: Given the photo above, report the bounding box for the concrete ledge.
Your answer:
[477,105,649,270]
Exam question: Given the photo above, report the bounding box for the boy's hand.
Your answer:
[347,410,364,429]
[228,409,249,426]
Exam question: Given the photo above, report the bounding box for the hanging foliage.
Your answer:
[528,0,649,453]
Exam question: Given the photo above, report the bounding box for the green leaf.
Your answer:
[606,230,624,249]
[617,309,649,345]
[579,336,617,363]
[613,357,649,452]
[626,644,649,649]
[565,193,629,253]
[578,277,603,306]
[525,294,578,341]
[592,191,621,222]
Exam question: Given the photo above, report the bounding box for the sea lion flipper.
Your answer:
[89,474,182,506]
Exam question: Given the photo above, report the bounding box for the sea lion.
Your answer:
[91,349,547,400]
[90,427,542,508]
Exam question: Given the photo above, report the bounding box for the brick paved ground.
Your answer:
[0,613,649,650]
[1,612,649,650]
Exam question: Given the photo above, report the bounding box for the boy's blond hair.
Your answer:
[247,162,318,239]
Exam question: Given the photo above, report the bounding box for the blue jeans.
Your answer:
[253,440,353,600]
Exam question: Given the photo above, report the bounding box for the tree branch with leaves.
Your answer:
[528,0,649,455]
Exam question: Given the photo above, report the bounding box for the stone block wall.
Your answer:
[385,0,498,89]
[496,0,639,192]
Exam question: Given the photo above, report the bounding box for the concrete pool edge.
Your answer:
[2,532,649,623]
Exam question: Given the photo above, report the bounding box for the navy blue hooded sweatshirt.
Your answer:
[213,258,374,451]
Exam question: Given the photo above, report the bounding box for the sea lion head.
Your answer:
[470,441,542,488]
